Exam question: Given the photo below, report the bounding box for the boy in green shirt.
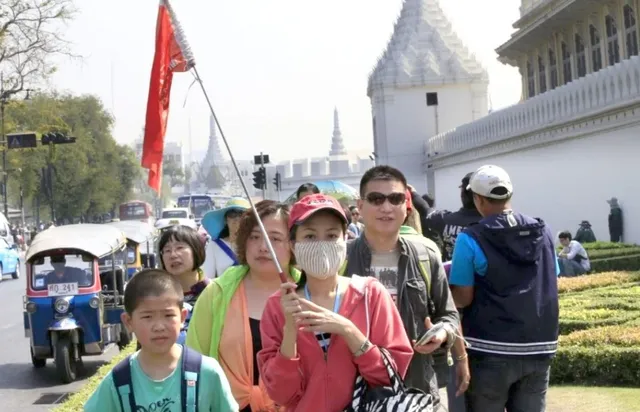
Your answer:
[85,269,238,412]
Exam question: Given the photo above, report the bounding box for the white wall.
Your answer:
[372,83,486,193]
[434,125,638,243]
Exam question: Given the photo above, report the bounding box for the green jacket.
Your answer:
[186,264,300,359]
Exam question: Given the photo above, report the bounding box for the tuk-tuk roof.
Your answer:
[26,224,127,261]
[106,220,158,244]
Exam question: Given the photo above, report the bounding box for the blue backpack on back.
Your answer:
[111,345,202,412]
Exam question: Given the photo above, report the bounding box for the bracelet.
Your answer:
[456,353,468,361]
[353,339,372,358]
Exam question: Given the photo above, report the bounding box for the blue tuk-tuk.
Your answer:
[23,224,132,383]
[105,220,159,278]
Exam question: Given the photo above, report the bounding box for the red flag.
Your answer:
[142,0,194,193]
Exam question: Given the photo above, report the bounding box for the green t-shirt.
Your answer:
[84,348,238,412]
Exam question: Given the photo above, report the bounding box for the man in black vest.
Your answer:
[448,165,559,412]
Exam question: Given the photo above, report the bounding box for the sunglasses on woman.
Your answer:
[364,192,406,206]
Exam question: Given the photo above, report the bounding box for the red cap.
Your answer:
[405,189,413,213]
[288,193,348,230]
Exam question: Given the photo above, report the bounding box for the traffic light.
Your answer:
[41,132,77,145]
[272,171,281,191]
[252,167,266,190]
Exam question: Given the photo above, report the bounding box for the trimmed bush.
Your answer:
[553,271,640,385]
[551,346,640,386]
[590,254,640,273]
[558,272,640,293]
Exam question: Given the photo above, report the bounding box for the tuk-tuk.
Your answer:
[106,220,159,277]
[23,224,132,383]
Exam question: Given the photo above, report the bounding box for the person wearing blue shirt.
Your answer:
[449,165,560,412]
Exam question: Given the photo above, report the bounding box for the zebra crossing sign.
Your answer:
[7,132,37,149]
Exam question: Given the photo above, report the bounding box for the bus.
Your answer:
[119,201,155,225]
[176,194,216,225]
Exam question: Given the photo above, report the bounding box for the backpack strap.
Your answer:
[181,346,203,412]
[213,238,238,265]
[112,355,136,412]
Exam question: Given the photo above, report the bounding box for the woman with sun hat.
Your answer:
[201,197,251,278]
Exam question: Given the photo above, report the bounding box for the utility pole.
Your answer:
[0,72,34,217]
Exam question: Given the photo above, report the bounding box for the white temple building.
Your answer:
[368,0,489,194]
[423,0,640,243]
[273,108,375,199]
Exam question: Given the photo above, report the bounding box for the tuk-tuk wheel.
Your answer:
[30,347,46,368]
[55,337,77,383]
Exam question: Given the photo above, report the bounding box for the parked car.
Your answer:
[0,237,20,280]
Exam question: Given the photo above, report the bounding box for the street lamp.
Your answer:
[1,72,34,217]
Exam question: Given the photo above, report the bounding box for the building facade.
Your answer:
[425,0,640,243]
[367,0,489,194]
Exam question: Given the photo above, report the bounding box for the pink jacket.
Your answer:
[257,276,413,412]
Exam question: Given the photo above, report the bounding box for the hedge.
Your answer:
[556,242,640,274]
[552,272,640,385]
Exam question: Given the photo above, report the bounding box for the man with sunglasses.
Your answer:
[343,165,459,410]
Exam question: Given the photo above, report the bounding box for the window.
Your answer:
[538,55,547,93]
[562,42,572,83]
[549,48,559,89]
[606,15,621,65]
[527,60,535,97]
[575,34,587,77]
[624,5,638,57]
[591,25,603,72]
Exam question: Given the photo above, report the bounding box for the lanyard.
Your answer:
[304,282,341,351]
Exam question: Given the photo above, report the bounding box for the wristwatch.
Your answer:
[354,339,372,357]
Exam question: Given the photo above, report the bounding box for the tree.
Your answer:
[0,0,77,95]
[163,157,184,188]
[4,93,139,222]
[205,165,225,190]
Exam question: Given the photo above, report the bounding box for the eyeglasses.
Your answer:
[161,244,189,256]
[364,192,406,206]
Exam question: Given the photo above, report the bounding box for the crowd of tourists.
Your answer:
[84,164,562,412]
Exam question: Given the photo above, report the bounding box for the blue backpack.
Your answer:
[112,345,202,412]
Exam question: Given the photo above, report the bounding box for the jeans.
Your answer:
[558,257,587,277]
[447,359,467,412]
[466,354,551,412]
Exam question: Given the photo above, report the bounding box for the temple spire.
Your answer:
[201,114,225,173]
[330,107,347,156]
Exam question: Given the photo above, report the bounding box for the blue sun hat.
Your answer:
[201,197,251,239]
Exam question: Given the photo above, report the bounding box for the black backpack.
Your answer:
[112,345,202,412]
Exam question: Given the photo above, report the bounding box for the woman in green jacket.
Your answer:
[187,200,299,412]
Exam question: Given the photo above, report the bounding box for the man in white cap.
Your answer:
[448,165,559,412]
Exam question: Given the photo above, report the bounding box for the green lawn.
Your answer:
[548,386,640,412]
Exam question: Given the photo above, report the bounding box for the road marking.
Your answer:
[0,323,16,330]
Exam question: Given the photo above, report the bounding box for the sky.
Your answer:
[49,0,522,163]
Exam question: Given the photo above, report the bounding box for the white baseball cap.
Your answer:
[467,165,513,200]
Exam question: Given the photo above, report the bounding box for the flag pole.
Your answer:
[191,66,287,283]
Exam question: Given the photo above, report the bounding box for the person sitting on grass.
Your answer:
[84,269,238,412]
[558,231,590,277]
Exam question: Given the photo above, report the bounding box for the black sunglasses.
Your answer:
[225,210,244,219]
[365,192,406,206]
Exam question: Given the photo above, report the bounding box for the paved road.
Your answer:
[0,259,119,411]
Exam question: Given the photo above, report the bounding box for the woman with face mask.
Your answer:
[187,200,300,412]
[258,194,414,412]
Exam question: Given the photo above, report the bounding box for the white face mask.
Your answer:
[294,240,347,280]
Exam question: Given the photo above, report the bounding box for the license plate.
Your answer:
[48,282,78,296]
[170,220,179,224]
[104,259,123,266]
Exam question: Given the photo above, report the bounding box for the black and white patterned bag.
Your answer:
[344,278,433,412]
